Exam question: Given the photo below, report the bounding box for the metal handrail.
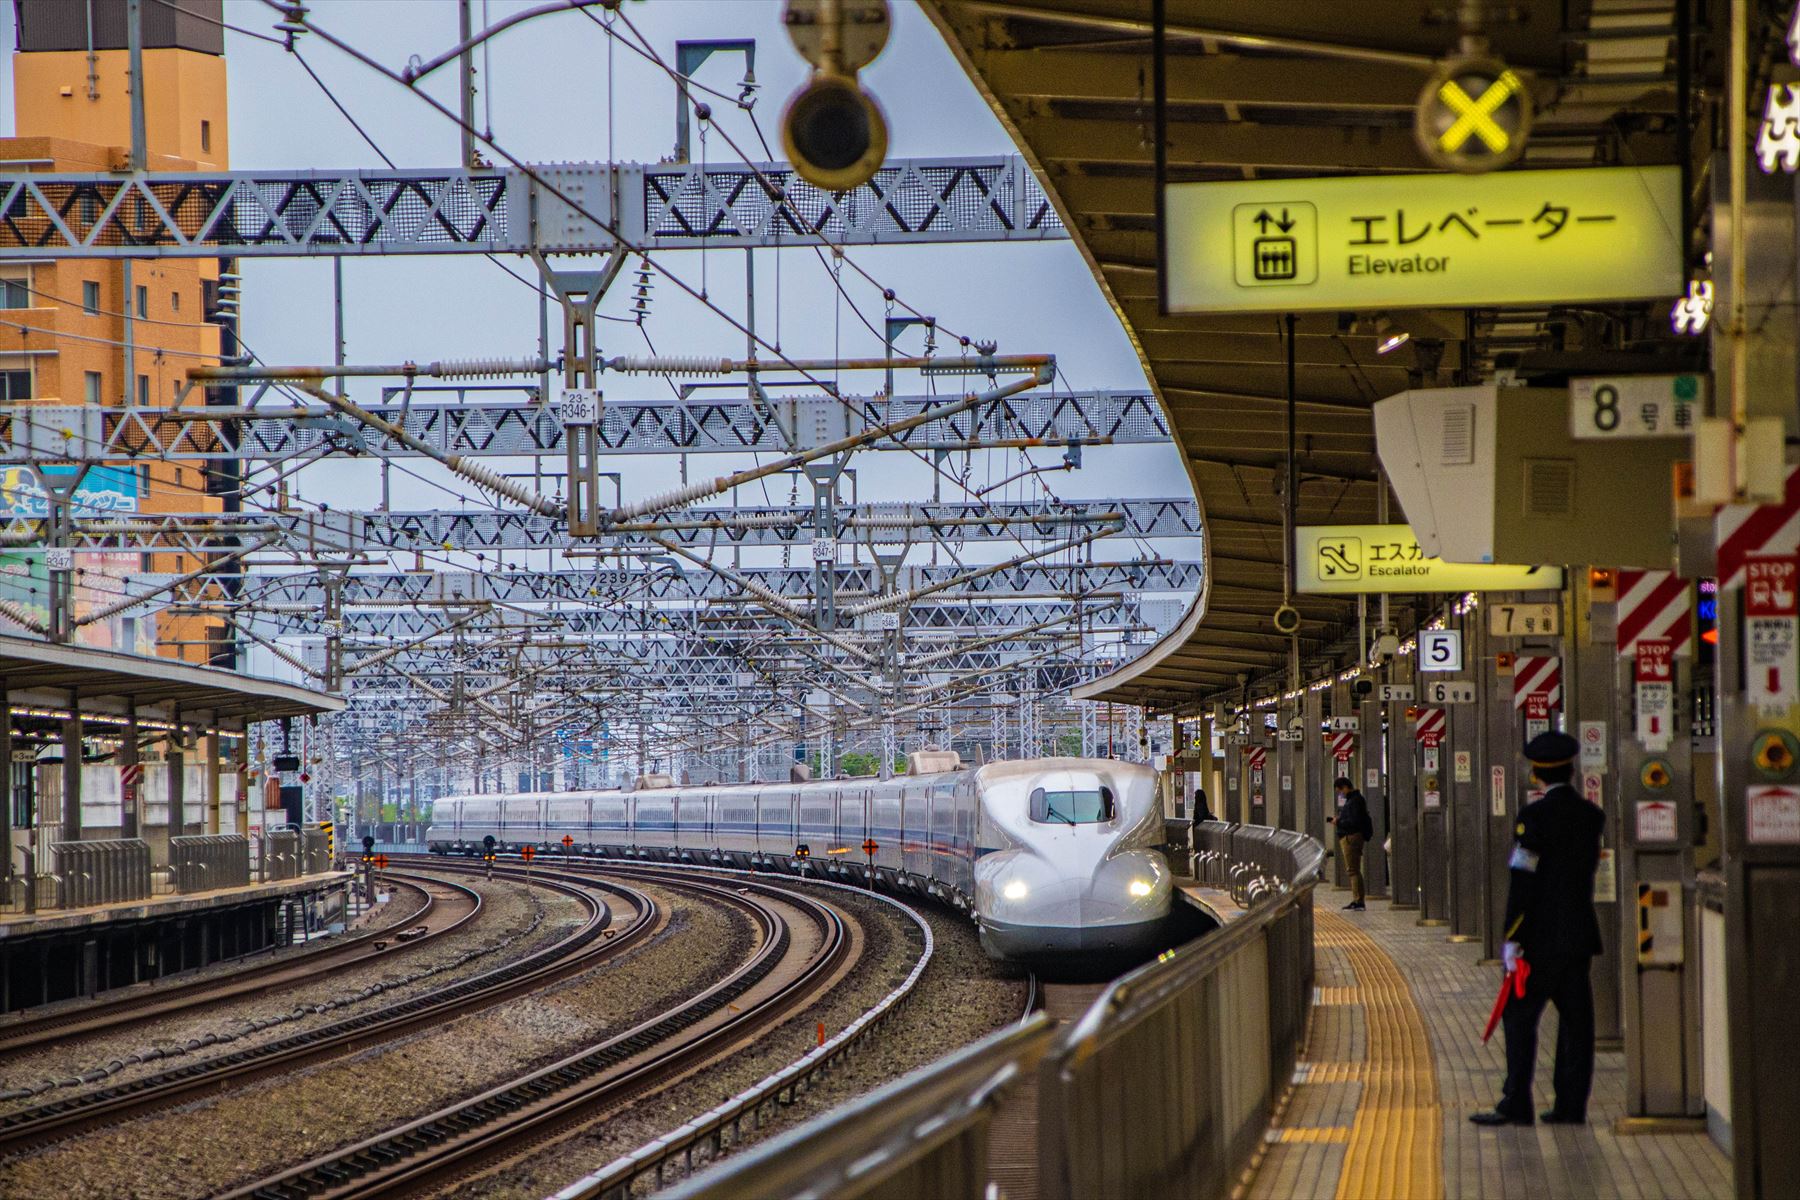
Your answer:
[654,1015,1058,1200]
[659,822,1325,1200]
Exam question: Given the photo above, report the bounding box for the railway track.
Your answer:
[0,874,480,1059]
[0,868,648,1156]
[226,864,857,1200]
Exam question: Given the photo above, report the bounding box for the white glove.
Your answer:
[1502,941,1523,973]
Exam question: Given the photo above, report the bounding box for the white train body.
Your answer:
[425,757,1174,960]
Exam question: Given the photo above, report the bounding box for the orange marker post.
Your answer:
[817,1021,826,1047]
[521,843,537,883]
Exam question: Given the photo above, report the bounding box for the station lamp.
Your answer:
[1374,313,1410,355]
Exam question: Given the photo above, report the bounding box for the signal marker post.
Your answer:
[862,838,878,887]
[521,843,537,883]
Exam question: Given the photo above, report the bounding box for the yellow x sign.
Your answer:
[1437,70,1523,154]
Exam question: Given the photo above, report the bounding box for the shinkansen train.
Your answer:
[425,754,1176,960]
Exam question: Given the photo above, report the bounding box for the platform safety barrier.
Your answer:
[263,829,301,881]
[169,835,251,894]
[654,822,1324,1200]
[302,827,332,876]
[49,838,153,909]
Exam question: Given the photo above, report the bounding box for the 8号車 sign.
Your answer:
[1746,556,1800,717]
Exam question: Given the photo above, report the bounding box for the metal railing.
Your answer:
[48,839,153,909]
[169,835,251,894]
[655,824,1324,1200]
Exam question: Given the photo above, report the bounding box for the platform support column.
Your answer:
[1388,648,1419,907]
[1302,687,1324,843]
[121,708,140,840]
[0,677,11,902]
[1360,684,1388,898]
[1276,702,1297,830]
[205,723,221,837]
[1222,720,1244,824]
[1576,571,1625,1045]
[1447,599,1486,943]
[61,694,81,845]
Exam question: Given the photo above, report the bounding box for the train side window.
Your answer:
[1029,786,1115,824]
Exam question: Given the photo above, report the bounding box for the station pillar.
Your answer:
[1222,726,1244,823]
[1275,701,1298,830]
[1445,601,1486,944]
[60,699,81,844]
[1359,684,1389,898]
[1386,651,1419,908]
[1574,569,1625,1045]
[1716,481,1800,1191]
[1302,686,1325,843]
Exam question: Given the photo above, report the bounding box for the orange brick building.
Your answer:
[4,0,232,663]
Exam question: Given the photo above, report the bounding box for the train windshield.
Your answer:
[1029,787,1114,825]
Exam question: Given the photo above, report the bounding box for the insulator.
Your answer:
[604,356,735,376]
[431,357,541,380]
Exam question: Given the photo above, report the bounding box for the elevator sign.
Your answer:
[1164,166,1682,313]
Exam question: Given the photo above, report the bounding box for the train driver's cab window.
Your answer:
[1029,787,1114,825]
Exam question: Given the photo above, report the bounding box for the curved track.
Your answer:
[0,874,480,1058]
[0,869,646,1156]
[226,863,857,1200]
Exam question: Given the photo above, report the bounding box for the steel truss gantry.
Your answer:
[0,157,1062,259]
[142,561,1202,609]
[0,389,1170,465]
[10,498,1196,553]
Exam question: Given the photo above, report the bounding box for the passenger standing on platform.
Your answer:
[1470,730,1606,1128]
[1327,777,1372,911]
[1193,788,1214,823]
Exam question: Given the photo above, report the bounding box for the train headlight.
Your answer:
[1003,879,1029,901]
[1129,879,1154,898]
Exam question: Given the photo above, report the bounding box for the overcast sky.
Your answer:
[0,0,1192,596]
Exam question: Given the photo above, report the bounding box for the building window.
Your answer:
[136,374,149,406]
[0,371,31,401]
[82,280,99,315]
[200,120,211,153]
[171,290,180,314]
[0,280,27,309]
[135,285,147,318]
[84,371,101,405]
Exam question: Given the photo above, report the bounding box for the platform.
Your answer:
[1175,878,1249,926]
[1251,898,1732,1199]
[0,872,349,938]
[0,872,353,1015]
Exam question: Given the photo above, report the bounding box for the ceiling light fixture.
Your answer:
[1374,314,1411,355]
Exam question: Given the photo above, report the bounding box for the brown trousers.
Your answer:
[1342,832,1367,903]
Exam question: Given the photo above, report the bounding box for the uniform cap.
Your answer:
[1524,730,1579,768]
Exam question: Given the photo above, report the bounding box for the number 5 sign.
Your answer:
[1419,629,1463,672]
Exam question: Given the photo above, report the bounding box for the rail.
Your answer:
[552,865,937,1200]
[655,824,1324,1200]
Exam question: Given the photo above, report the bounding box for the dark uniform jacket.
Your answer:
[1504,783,1606,959]
[1336,790,1374,840]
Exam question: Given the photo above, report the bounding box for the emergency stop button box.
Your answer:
[1232,201,1317,288]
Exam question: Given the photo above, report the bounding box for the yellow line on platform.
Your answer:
[1319,909,1444,1200]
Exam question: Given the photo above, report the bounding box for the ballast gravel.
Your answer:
[446,888,1026,1200]
[0,872,563,1113]
[0,878,753,1200]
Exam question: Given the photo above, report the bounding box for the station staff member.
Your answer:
[1470,730,1606,1127]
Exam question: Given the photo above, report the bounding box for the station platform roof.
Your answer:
[0,635,342,729]
[922,0,1685,710]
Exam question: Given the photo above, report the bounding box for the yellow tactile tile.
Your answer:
[1250,909,1444,1200]
[1320,909,1444,1200]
